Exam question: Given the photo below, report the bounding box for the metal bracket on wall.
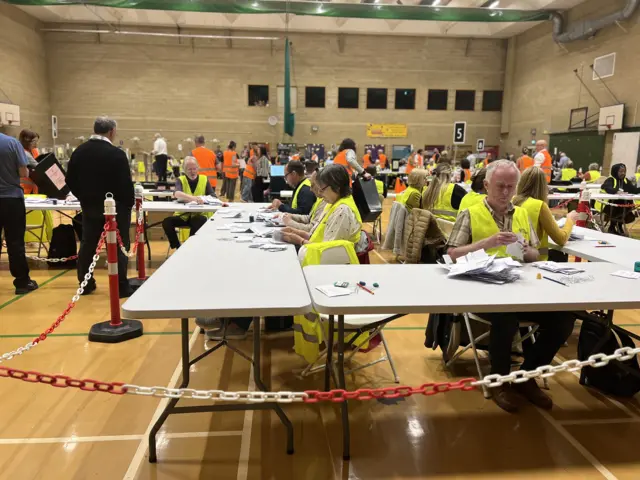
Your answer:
[337,34,346,54]
[225,29,232,49]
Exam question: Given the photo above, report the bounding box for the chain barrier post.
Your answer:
[88,194,143,344]
[128,184,147,291]
[574,182,591,263]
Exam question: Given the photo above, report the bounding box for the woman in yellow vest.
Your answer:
[396,168,427,212]
[512,167,578,261]
[162,157,214,250]
[279,165,364,258]
[422,164,467,222]
[281,173,327,232]
[458,168,487,213]
[582,162,601,183]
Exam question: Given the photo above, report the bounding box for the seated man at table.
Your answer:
[162,156,213,250]
[268,160,316,215]
[446,160,575,413]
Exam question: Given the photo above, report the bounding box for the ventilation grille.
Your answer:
[593,53,616,80]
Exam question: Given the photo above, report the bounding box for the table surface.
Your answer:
[303,263,640,315]
[24,201,83,211]
[142,189,174,198]
[196,204,273,238]
[122,234,312,319]
[549,192,640,201]
[142,200,224,213]
[550,226,640,267]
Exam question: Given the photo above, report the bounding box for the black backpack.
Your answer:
[48,224,78,269]
[577,318,640,397]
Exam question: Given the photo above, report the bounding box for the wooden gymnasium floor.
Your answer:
[1,194,640,480]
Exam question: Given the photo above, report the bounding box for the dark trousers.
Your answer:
[162,214,207,249]
[78,208,130,288]
[252,177,266,203]
[223,177,237,202]
[480,311,575,375]
[155,154,168,182]
[232,316,294,332]
[0,197,30,287]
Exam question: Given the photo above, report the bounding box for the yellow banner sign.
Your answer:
[366,124,408,138]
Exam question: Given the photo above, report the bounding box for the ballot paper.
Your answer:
[218,211,242,219]
[201,195,222,205]
[610,270,640,280]
[439,250,522,284]
[505,234,525,261]
[316,285,357,298]
[230,226,254,234]
[534,261,585,275]
[216,224,232,230]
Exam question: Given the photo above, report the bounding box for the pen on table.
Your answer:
[356,283,375,295]
[595,245,616,248]
[542,276,569,287]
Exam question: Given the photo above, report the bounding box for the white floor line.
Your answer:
[372,249,388,264]
[537,409,618,480]
[236,366,255,480]
[558,417,640,426]
[0,430,242,446]
[123,325,201,480]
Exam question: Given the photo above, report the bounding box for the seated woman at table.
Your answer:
[513,167,579,261]
[396,169,428,212]
[598,163,640,235]
[422,163,467,222]
[280,173,326,232]
[161,156,213,250]
[278,164,367,259]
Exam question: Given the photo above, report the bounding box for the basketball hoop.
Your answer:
[598,124,612,136]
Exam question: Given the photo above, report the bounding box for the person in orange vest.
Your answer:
[459,158,473,184]
[241,150,257,202]
[431,148,440,164]
[191,135,219,194]
[533,140,553,183]
[222,141,239,201]
[333,138,371,185]
[18,129,39,194]
[483,152,494,167]
[405,150,417,174]
[516,147,534,173]
[416,149,425,168]
[377,149,387,169]
[362,149,373,168]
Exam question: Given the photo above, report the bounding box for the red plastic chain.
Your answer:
[31,226,108,346]
[0,366,127,394]
[116,219,144,255]
[303,379,477,403]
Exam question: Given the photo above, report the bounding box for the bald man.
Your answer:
[533,140,552,182]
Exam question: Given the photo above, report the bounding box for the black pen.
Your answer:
[543,276,569,287]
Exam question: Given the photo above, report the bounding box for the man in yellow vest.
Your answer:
[582,163,601,183]
[268,160,316,215]
[162,157,214,250]
[447,160,575,414]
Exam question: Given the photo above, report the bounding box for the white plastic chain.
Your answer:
[118,212,144,258]
[0,233,105,365]
[121,346,640,402]
[25,254,77,263]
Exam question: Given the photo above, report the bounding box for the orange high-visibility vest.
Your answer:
[223,150,239,179]
[378,154,387,169]
[31,148,40,159]
[520,155,534,173]
[334,150,353,186]
[540,150,553,183]
[416,155,424,168]
[363,154,372,168]
[406,156,415,174]
[243,164,256,180]
[463,168,472,183]
[192,146,218,187]
[20,176,38,194]
[311,154,318,162]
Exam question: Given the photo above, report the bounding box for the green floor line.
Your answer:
[0,270,70,312]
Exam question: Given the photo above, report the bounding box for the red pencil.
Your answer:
[357,284,375,295]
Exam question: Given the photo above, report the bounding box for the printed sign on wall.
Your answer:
[366,124,408,138]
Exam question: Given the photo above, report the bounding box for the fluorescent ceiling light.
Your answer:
[317,3,324,12]
[489,1,500,8]
[432,0,441,5]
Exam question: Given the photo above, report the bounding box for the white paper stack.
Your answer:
[534,261,585,275]
[440,250,523,284]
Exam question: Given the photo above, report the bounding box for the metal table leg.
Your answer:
[324,315,335,391]
[337,314,350,460]
[147,317,294,463]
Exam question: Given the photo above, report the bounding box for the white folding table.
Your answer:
[23,201,83,257]
[122,235,312,463]
[303,262,640,459]
[550,225,640,267]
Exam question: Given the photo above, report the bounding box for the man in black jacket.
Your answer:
[66,117,134,297]
[268,160,316,215]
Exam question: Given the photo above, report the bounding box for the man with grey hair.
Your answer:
[162,156,214,250]
[446,159,575,413]
[67,116,134,297]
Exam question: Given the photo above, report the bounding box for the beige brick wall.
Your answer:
[503,0,640,163]
[0,4,51,142]
[43,27,505,158]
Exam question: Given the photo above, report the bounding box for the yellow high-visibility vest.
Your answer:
[468,201,531,259]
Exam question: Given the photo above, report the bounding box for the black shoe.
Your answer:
[15,280,39,295]
[119,285,133,299]
[81,282,97,295]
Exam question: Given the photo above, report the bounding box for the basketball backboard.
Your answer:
[598,104,624,133]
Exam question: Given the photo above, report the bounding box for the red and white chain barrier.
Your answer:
[0,228,106,364]
[1,346,638,402]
